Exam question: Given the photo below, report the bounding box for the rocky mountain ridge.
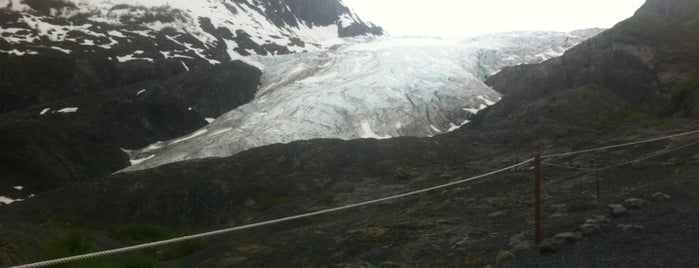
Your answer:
[0,0,383,113]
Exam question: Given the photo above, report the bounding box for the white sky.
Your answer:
[343,0,646,37]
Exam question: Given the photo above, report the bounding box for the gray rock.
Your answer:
[495,250,515,265]
[608,204,627,217]
[538,237,565,253]
[508,232,534,254]
[579,223,600,235]
[554,232,582,242]
[651,192,671,201]
[624,198,649,209]
[618,224,646,232]
[511,240,535,254]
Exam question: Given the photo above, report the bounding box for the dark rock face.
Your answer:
[0,92,203,193]
[638,0,699,18]
[0,53,188,113]
[0,60,261,195]
[472,0,699,137]
[6,136,471,226]
[146,61,262,118]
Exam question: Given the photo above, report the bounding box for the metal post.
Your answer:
[534,154,542,244]
[595,170,600,200]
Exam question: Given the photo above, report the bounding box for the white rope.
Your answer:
[10,158,535,268]
[11,129,699,267]
[541,139,699,171]
[542,129,699,159]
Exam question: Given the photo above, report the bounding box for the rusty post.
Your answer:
[595,170,600,200]
[534,154,542,244]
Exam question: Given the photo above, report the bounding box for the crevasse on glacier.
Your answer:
[122,29,603,172]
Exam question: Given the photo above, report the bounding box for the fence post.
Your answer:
[534,154,542,244]
[595,170,600,200]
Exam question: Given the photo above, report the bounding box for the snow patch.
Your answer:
[107,30,125,38]
[136,89,146,95]
[0,196,22,205]
[50,46,72,54]
[143,141,167,151]
[478,95,495,106]
[13,185,23,191]
[170,129,208,145]
[360,121,391,139]
[40,108,51,115]
[129,154,155,165]
[205,118,215,123]
[56,107,78,113]
[209,127,233,137]
[117,50,154,62]
[463,107,479,114]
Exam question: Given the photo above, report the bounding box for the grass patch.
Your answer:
[42,230,160,268]
[666,73,699,116]
[259,193,296,211]
[105,223,207,262]
[110,223,175,244]
[393,166,417,180]
[595,105,643,132]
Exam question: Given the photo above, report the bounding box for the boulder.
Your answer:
[495,250,515,265]
[651,192,671,201]
[624,198,649,209]
[608,204,627,217]
[538,237,565,253]
[554,232,582,243]
[618,224,646,232]
[579,223,600,236]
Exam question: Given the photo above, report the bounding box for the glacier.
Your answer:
[122,29,603,172]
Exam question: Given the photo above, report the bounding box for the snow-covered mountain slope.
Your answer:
[122,29,603,172]
[0,0,383,63]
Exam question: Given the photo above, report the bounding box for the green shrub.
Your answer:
[393,166,416,180]
[259,194,296,211]
[110,223,175,244]
[43,230,93,259]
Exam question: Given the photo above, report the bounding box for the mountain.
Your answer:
[0,0,383,59]
[471,0,699,142]
[0,0,384,113]
[122,30,601,171]
[0,0,381,197]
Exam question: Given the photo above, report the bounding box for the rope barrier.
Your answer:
[541,129,699,159]
[542,139,699,171]
[9,158,535,268]
[10,128,699,268]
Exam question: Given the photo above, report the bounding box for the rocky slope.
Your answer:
[0,61,261,198]
[471,0,699,142]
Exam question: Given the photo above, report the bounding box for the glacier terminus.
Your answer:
[123,29,603,171]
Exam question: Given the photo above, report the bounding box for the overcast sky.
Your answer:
[342,0,646,37]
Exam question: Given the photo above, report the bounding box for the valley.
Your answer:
[1,0,699,267]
